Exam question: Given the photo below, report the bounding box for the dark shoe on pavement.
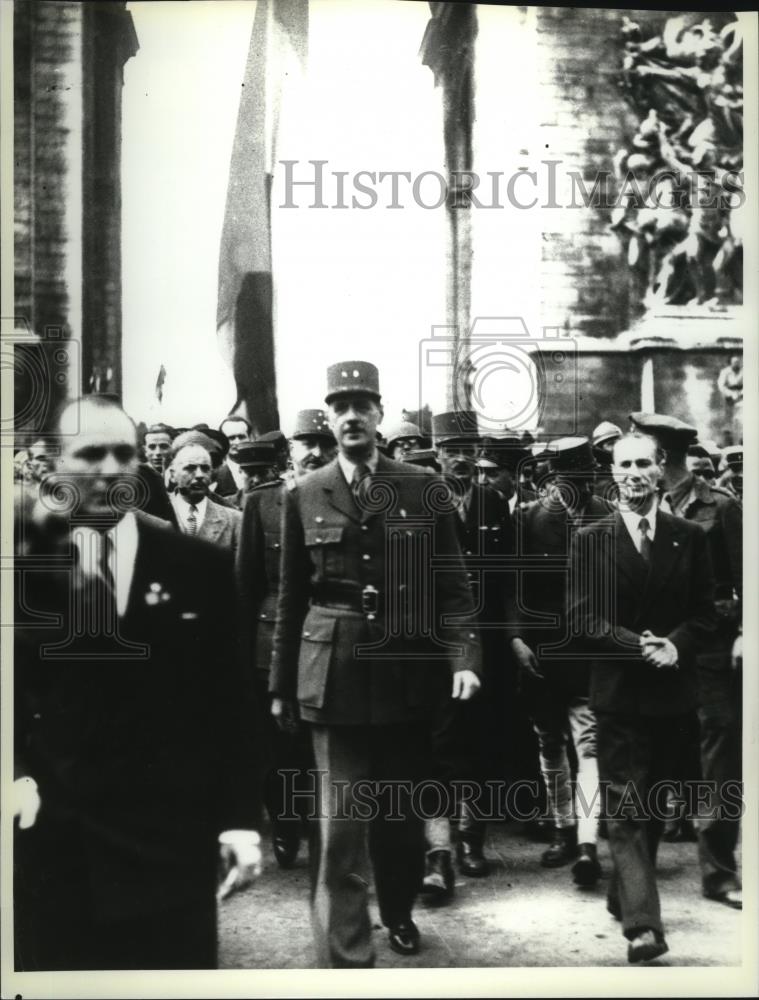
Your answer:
[540,827,578,868]
[705,888,742,910]
[457,840,489,877]
[421,850,455,903]
[272,826,300,869]
[572,842,601,886]
[388,919,420,956]
[627,929,668,963]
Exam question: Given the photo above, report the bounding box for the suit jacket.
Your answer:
[215,461,240,498]
[568,509,717,717]
[14,513,260,921]
[508,494,612,694]
[136,462,179,527]
[269,454,482,726]
[236,480,285,677]
[195,495,242,554]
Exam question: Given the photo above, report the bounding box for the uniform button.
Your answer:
[315,517,324,523]
[361,524,368,532]
[274,542,280,549]
[303,630,311,637]
[259,613,266,619]
[362,553,371,561]
[469,633,476,639]
[367,613,376,622]
[315,537,323,543]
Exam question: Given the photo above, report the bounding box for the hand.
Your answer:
[731,633,742,670]
[452,669,481,701]
[217,829,263,902]
[640,631,678,669]
[511,638,543,680]
[271,697,299,733]
[13,776,41,830]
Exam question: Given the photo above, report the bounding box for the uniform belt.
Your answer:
[311,583,382,617]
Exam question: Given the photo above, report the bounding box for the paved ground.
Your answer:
[219,821,742,969]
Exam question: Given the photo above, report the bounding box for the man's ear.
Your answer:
[168,463,177,484]
[377,402,385,424]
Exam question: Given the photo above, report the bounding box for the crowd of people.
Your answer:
[12,359,743,970]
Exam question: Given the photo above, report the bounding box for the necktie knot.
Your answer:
[187,504,198,536]
[639,517,650,535]
[638,516,652,563]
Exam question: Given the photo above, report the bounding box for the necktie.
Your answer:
[638,517,652,563]
[351,464,370,505]
[187,504,198,536]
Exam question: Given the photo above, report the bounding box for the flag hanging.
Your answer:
[217,0,308,433]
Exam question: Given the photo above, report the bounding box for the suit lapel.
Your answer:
[323,460,361,523]
[642,511,687,606]
[199,500,224,544]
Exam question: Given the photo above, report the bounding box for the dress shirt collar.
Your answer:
[337,450,379,485]
[619,498,658,553]
[72,511,138,617]
[171,492,208,531]
[508,492,518,516]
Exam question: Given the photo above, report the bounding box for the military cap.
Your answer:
[191,424,230,458]
[592,420,622,448]
[688,443,710,460]
[431,409,480,445]
[385,421,431,450]
[721,445,743,472]
[478,433,529,470]
[291,409,334,442]
[257,429,287,451]
[545,436,596,472]
[232,441,276,468]
[325,360,381,403]
[402,449,440,471]
[629,412,698,450]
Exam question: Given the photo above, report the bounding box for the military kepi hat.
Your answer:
[325,361,381,403]
[546,436,596,472]
[292,409,335,442]
[431,410,479,445]
[629,412,697,450]
[232,442,276,468]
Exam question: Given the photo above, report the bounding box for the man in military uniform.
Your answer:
[384,421,430,461]
[230,441,277,508]
[509,437,611,885]
[236,413,335,868]
[631,413,743,910]
[269,362,481,967]
[592,420,622,501]
[418,410,513,897]
[476,431,535,512]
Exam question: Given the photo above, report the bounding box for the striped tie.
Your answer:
[187,504,198,536]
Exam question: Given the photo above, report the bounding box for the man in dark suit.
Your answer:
[216,414,254,497]
[13,396,262,971]
[632,412,743,909]
[509,437,612,886]
[569,431,716,963]
[236,410,336,868]
[269,362,482,967]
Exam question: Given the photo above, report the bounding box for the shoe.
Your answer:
[705,888,742,910]
[272,826,300,868]
[421,850,454,903]
[606,895,622,921]
[457,840,489,877]
[388,919,420,956]
[627,929,668,963]
[571,842,601,886]
[540,827,577,868]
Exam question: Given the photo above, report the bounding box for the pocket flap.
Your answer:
[301,615,337,643]
[305,526,344,546]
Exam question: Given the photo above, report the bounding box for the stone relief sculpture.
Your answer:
[611,13,743,312]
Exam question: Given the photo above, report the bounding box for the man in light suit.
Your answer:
[569,432,716,963]
[13,396,262,971]
[270,362,482,967]
[169,442,242,554]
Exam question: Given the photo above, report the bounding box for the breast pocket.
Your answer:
[297,614,336,709]
[304,526,345,579]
